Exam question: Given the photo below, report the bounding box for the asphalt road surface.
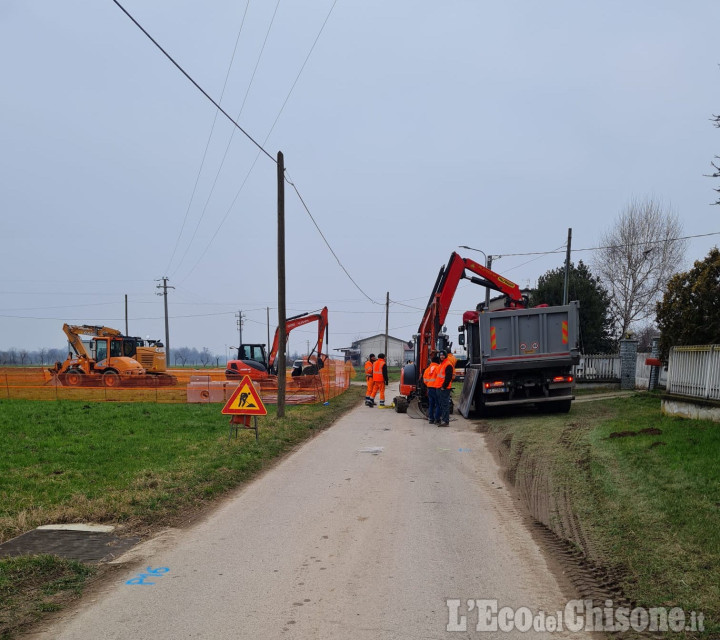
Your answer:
[30,386,591,639]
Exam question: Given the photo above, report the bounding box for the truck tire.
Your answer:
[394,396,408,413]
[102,371,120,388]
[543,399,571,413]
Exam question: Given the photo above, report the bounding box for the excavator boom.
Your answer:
[268,307,329,371]
[400,252,525,403]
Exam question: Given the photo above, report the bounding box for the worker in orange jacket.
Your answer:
[366,353,388,407]
[364,353,376,405]
[436,351,456,426]
[423,355,441,424]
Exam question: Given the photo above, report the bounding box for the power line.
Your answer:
[170,0,282,278]
[165,0,252,275]
[285,174,379,304]
[111,0,275,163]
[112,1,393,310]
[175,0,340,283]
[491,231,720,258]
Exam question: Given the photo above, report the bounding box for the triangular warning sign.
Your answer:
[222,376,267,415]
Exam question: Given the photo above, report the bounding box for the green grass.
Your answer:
[0,555,96,638]
[0,389,362,638]
[483,394,720,638]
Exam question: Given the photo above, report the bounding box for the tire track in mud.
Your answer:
[478,419,643,623]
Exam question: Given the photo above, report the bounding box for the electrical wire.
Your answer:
[489,231,720,258]
[285,174,379,304]
[165,0,252,276]
[170,0,282,278]
[111,0,275,163]
[176,0,341,284]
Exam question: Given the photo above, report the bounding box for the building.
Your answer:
[335,334,410,367]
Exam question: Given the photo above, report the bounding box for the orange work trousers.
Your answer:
[366,376,374,397]
[369,380,385,402]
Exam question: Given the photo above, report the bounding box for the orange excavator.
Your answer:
[46,324,177,387]
[225,307,329,381]
[394,252,526,413]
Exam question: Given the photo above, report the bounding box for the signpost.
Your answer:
[222,375,267,441]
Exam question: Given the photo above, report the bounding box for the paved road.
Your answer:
[30,387,590,639]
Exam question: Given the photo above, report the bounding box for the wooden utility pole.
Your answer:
[124,294,128,335]
[277,151,286,417]
[563,228,572,305]
[384,292,389,360]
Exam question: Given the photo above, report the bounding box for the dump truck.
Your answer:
[394,251,579,416]
[456,300,580,415]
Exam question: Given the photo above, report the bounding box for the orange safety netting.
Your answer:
[0,360,357,405]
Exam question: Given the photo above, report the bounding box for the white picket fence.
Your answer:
[667,345,720,401]
[574,353,667,388]
[574,354,621,381]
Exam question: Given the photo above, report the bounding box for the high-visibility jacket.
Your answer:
[438,356,456,389]
[372,358,387,382]
[423,362,439,387]
[364,360,374,378]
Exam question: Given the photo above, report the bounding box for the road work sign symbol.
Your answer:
[222,376,267,416]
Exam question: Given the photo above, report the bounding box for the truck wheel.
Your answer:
[553,399,572,413]
[102,371,120,388]
[394,397,408,413]
[64,369,83,386]
[543,399,571,413]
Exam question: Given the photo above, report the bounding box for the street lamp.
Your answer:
[458,245,501,309]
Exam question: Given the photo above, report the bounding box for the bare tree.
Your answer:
[593,198,686,339]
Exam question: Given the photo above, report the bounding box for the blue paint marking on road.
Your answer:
[126,566,170,585]
[458,448,471,452]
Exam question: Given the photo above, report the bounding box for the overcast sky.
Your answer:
[1,0,718,358]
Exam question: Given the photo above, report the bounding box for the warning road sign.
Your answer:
[222,376,268,416]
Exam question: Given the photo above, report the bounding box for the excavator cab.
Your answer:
[225,344,269,379]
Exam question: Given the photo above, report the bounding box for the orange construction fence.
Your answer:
[0,360,357,405]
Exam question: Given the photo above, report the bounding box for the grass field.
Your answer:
[0,388,363,637]
[483,394,719,638]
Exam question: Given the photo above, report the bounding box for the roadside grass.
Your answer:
[0,555,96,637]
[0,388,362,637]
[482,394,719,638]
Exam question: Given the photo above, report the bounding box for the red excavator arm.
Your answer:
[268,307,329,371]
[409,253,525,395]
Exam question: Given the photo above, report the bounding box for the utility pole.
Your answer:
[266,307,270,352]
[124,294,128,335]
[563,228,572,305]
[156,277,174,363]
[235,310,245,345]
[277,151,286,417]
[384,292,389,360]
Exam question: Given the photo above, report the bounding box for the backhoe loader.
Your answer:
[46,324,177,387]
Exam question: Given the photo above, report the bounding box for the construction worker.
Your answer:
[436,350,456,426]
[364,353,376,405]
[367,352,389,407]
[423,354,441,424]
